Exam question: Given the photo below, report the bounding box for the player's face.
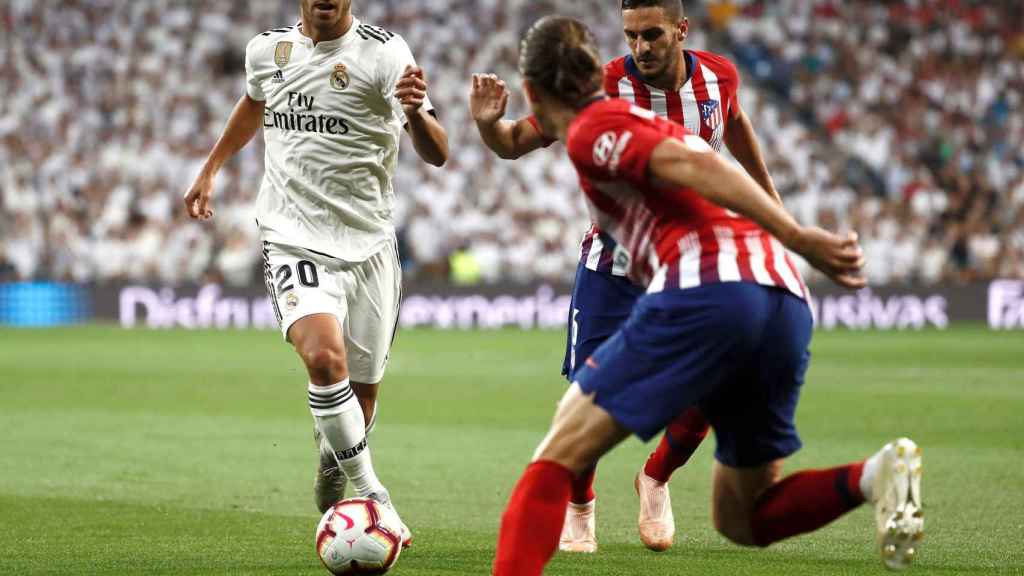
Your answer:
[622,7,686,82]
[300,0,351,29]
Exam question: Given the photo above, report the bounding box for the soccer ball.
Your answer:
[315,498,403,575]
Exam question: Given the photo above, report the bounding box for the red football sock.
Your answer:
[493,460,573,576]
[643,406,710,483]
[751,461,865,546]
[570,464,597,504]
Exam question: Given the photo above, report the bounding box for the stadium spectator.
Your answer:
[0,0,1021,285]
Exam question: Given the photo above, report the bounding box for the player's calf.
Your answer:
[351,381,379,429]
[495,385,629,575]
[746,461,866,547]
[643,406,710,483]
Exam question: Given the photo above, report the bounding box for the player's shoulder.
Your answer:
[604,56,629,80]
[248,24,298,49]
[689,49,739,81]
[591,99,658,126]
[568,100,668,177]
[350,20,412,70]
[570,100,651,150]
[354,21,403,48]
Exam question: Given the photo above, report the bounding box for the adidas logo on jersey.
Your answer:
[273,70,285,84]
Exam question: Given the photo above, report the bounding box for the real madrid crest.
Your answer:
[274,41,293,68]
[286,292,299,310]
[331,64,350,91]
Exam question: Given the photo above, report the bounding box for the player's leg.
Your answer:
[350,382,379,430]
[706,288,924,569]
[712,457,866,545]
[496,288,731,576]
[704,286,860,545]
[635,404,710,551]
[342,240,410,545]
[712,442,924,570]
[643,407,710,484]
[559,249,644,552]
[493,384,631,576]
[289,313,390,504]
[344,240,401,429]
[265,243,394,514]
[311,386,378,515]
[707,289,867,544]
[263,243,367,513]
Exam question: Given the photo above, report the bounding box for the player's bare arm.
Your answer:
[397,65,448,167]
[724,101,782,205]
[648,137,866,289]
[470,74,547,160]
[184,94,265,220]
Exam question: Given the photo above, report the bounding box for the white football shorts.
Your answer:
[262,239,402,384]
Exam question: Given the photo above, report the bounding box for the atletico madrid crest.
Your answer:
[701,99,722,131]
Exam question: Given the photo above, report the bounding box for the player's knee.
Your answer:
[302,346,348,385]
[712,508,760,547]
[534,426,597,474]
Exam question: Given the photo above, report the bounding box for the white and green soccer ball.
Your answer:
[315,498,403,575]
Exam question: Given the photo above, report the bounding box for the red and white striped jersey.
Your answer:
[579,49,742,277]
[566,98,806,299]
[606,49,739,152]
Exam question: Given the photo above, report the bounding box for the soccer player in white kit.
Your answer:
[184,0,448,546]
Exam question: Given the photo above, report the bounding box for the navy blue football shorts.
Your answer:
[573,282,813,468]
[562,262,645,381]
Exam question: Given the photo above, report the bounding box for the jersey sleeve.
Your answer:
[570,108,674,186]
[719,57,741,119]
[603,66,621,97]
[377,35,435,126]
[245,36,266,102]
[526,115,557,148]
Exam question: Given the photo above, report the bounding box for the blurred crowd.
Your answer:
[1,0,1022,287]
[726,0,1024,284]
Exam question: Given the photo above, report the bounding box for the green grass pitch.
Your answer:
[1,326,1022,575]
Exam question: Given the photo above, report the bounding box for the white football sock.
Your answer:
[859,449,884,501]
[308,380,387,499]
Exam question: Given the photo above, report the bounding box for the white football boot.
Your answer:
[635,472,675,551]
[871,438,924,570]
[371,491,413,548]
[559,500,597,553]
[313,427,348,514]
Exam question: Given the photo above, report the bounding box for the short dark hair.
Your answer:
[519,16,604,106]
[621,0,684,19]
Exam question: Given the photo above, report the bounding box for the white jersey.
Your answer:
[245,18,433,261]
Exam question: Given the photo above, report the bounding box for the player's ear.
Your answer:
[678,17,688,42]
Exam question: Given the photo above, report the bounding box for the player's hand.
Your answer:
[470,73,510,125]
[396,65,428,115]
[791,228,866,289]
[184,173,215,220]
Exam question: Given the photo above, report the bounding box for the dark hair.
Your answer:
[621,0,684,18]
[519,16,603,106]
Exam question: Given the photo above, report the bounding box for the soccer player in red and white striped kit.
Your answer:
[470,0,782,552]
[492,15,924,575]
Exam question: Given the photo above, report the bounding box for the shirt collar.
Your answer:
[296,16,359,48]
